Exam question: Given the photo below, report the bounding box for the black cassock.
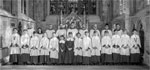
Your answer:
[64,40,74,64]
[59,41,66,64]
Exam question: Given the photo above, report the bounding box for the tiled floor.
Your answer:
[1,65,150,70]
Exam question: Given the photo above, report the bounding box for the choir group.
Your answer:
[9,23,142,65]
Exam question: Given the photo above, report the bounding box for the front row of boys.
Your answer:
[9,27,141,65]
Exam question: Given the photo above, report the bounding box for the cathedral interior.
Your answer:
[0,0,150,70]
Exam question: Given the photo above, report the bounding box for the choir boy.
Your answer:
[30,32,40,65]
[101,31,112,64]
[90,24,100,38]
[116,24,123,36]
[112,30,121,64]
[91,31,101,64]
[46,24,55,39]
[67,23,78,38]
[39,33,50,65]
[74,33,83,64]
[56,24,67,38]
[82,31,92,65]
[9,28,20,64]
[20,30,30,64]
[49,32,59,64]
[64,32,74,64]
[120,30,130,64]
[58,35,66,64]
[79,25,88,38]
[101,24,112,37]
[130,29,141,64]
[37,28,43,40]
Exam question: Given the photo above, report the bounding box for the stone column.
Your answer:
[26,0,29,16]
[18,0,21,17]
[0,0,3,8]
[124,0,130,32]
[96,0,99,16]
[47,0,50,16]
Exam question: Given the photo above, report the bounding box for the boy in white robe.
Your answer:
[90,24,100,38]
[67,24,78,38]
[74,33,83,64]
[101,24,112,37]
[46,24,55,39]
[49,32,59,64]
[91,31,101,64]
[79,25,88,38]
[116,24,123,36]
[9,28,20,64]
[101,31,112,64]
[56,24,67,38]
[82,31,92,65]
[39,33,50,64]
[30,32,40,65]
[130,29,141,64]
[112,30,121,64]
[120,30,130,64]
[37,28,43,40]
[20,30,30,64]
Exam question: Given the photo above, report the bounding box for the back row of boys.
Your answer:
[9,23,141,65]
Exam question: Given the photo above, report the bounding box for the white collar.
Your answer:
[59,40,65,43]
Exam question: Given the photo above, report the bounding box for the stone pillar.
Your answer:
[18,0,21,17]
[96,0,99,16]
[0,0,3,8]
[124,0,130,32]
[26,0,29,16]
[47,0,50,16]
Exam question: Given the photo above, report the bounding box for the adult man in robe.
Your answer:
[91,31,101,64]
[56,24,67,38]
[101,24,112,37]
[112,30,121,64]
[101,31,112,64]
[67,23,78,38]
[90,24,100,38]
[20,30,30,65]
[46,24,55,39]
[30,32,40,65]
[65,32,74,65]
[139,24,144,63]
[49,32,59,64]
[120,30,130,64]
[9,28,20,64]
[74,33,83,64]
[39,33,50,65]
[79,25,88,38]
[82,31,92,65]
[130,29,141,65]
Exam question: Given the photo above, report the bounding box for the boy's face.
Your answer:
[133,31,137,34]
[85,32,89,36]
[69,34,73,37]
[105,25,109,29]
[49,25,53,29]
[13,29,17,33]
[77,34,81,38]
[60,36,64,40]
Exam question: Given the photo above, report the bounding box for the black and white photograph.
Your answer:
[0,0,150,70]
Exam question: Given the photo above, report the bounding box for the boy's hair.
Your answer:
[76,32,81,36]
[68,32,72,35]
[132,29,137,32]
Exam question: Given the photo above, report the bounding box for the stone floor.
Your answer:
[1,65,150,70]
